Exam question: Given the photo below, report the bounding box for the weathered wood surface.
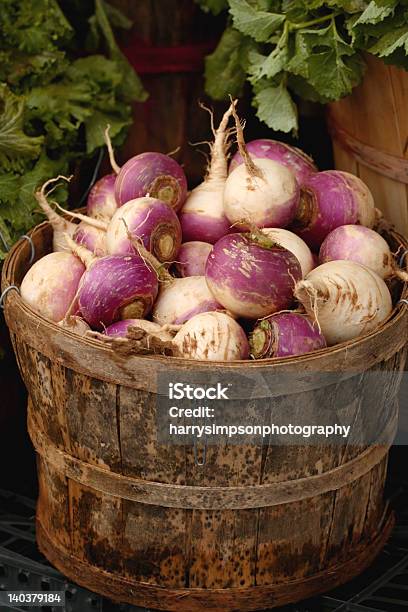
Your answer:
[37,512,394,612]
[2,221,407,609]
[108,0,228,185]
[328,53,408,236]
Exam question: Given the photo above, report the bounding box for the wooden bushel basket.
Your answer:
[1,219,408,611]
[328,54,408,237]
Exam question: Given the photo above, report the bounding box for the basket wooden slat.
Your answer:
[328,54,408,236]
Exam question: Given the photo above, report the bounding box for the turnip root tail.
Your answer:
[64,233,96,269]
[52,201,108,231]
[395,269,408,282]
[104,124,121,175]
[230,97,264,181]
[202,99,237,182]
[35,175,74,230]
[294,280,322,333]
[94,326,179,357]
[121,218,174,284]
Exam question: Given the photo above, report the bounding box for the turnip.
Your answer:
[205,232,302,319]
[64,236,158,330]
[35,178,77,252]
[223,105,299,230]
[87,174,118,221]
[20,251,85,322]
[173,312,249,361]
[47,203,108,257]
[153,276,223,326]
[174,241,213,277]
[291,171,376,249]
[103,125,188,212]
[250,312,326,359]
[230,139,317,184]
[294,260,392,345]
[106,197,182,263]
[319,225,408,282]
[104,319,174,342]
[117,235,224,327]
[261,228,314,277]
[179,102,235,243]
[58,316,91,336]
[108,131,188,213]
[73,222,107,256]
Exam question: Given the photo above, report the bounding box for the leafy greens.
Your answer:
[197,0,408,133]
[0,0,146,259]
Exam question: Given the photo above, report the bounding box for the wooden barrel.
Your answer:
[328,54,408,236]
[1,220,408,611]
[110,0,227,185]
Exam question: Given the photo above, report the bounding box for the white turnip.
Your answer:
[20,251,85,322]
[294,260,392,345]
[261,228,314,277]
[223,106,299,230]
[173,312,249,361]
[35,178,76,252]
[230,139,317,184]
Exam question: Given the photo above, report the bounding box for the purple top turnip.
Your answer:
[63,235,159,330]
[77,254,159,330]
[179,102,235,243]
[106,196,182,263]
[205,232,302,319]
[114,152,187,212]
[319,224,408,281]
[87,174,118,221]
[73,222,107,256]
[261,228,314,277]
[175,242,213,277]
[229,139,317,184]
[250,312,326,359]
[291,171,376,249]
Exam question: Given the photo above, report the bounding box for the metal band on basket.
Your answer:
[20,234,36,264]
[27,409,396,511]
[0,285,20,310]
[399,249,408,268]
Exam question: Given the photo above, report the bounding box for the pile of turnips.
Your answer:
[20,101,407,362]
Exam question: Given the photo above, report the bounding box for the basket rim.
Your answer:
[2,218,408,371]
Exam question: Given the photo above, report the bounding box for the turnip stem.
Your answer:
[121,218,173,284]
[205,100,237,182]
[64,234,96,269]
[230,98,264,181]
[53,202,108,230]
